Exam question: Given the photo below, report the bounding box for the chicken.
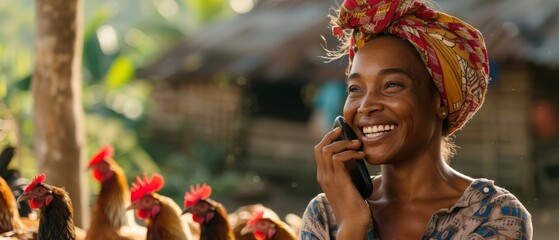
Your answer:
[126,173,192,240]
[241,210,297,240]
[228,204,279,240]
[16,173,86,240]
[0,146,35,218]
[229,204,302,240]
[182,183,234,240]
[85,145,145,240]
[0,176,36,239]
[283,213,301,237]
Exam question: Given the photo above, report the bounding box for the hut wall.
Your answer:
[452,62,534,196]
[240,117,317,188]
[148,80,244,146]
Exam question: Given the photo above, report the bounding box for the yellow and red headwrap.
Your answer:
[332,0,490,135]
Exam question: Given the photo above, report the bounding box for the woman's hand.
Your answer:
[315,127,372,239]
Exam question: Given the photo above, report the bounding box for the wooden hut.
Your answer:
[438,0,559,197]
[138,0,559,198]
[137,0,340,188]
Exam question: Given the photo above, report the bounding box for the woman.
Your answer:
[301,0,533,239]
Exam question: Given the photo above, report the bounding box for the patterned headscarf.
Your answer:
[332,0,490,135]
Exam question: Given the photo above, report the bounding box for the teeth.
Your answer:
[363,124,396,134]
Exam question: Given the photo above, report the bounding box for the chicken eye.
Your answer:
[35,187,45,195]
[258,221,268,228]
[197,203,208,211]
[143,197,152,205]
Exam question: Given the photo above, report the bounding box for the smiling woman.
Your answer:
[300,0,533,239]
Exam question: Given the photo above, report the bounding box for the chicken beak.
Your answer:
[17,192,31,202]
[125,204,135,211]
[240,225,254,236]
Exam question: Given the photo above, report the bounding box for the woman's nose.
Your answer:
[357,94,383,115]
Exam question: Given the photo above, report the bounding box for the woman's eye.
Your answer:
[385,82,404,88]
[347,85,359,93]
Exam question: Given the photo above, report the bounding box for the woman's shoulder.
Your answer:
[300,193,337,239]
[465,178,530,209]
[453,178,533,239]
[301,193,334,226]
[423,178,533,239]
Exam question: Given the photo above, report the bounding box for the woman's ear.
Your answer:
[434,92,447,119]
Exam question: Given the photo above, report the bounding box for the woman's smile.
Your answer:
[361,124,397,140]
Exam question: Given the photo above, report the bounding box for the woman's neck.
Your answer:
[377,152,470,203]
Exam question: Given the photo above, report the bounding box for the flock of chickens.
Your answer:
[0,146,301,240]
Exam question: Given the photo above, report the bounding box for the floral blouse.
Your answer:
[300,178,532,239]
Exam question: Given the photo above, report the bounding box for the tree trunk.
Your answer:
[32,0,88,227]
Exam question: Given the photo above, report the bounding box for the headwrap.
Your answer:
[332,0,490,135]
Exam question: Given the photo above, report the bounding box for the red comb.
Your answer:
[183,183,212,208]
[87,145,114,167]
[130,173,165,202]
[24,173,46,193]
[247,210,264,227]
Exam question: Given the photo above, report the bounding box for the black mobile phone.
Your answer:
[332,116,373,199]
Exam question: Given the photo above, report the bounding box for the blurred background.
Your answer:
[1,0,558,238]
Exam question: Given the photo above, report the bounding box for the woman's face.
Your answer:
[343,36,443,165]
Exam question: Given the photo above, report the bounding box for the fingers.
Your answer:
[313,127,371,233]
[331,148,365,171]
[314,127,342,177]
[315,127,365,188]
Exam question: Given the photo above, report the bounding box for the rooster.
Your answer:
[182,183,234,240]
[126,173,192,240]
[85,145,145,240]
[0,176,36,239]
[16,173,86,240]
[241,210,297,240]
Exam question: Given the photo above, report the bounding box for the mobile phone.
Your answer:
[332,116,373,199]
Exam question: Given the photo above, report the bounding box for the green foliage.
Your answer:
[104,56,135,89]
[1,0,248,204]
[183,0,237,28]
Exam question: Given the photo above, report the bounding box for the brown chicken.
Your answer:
[241,210,297,240]
[16,174,86,240]
[126,173,192,240]
[0,176,36,239]
[0,146,35,219]
[86,145,145,240]
[182,183,233,240]
[228,204,279,240]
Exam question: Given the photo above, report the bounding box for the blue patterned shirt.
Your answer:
[300,178,532,239]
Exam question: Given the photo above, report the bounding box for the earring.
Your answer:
[442,112,447,116]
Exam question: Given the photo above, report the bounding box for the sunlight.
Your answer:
[124,28,146,47]
[109,93,144,120]
[230,0,254,14]
[96,25,119,55]
[156,0,179,20]
[122,99,143,120]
